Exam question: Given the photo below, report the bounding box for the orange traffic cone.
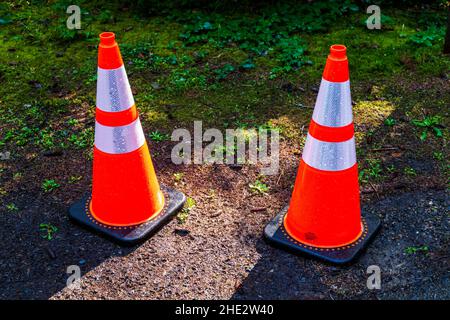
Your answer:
[265,45,380,264]
[69,32,185,244]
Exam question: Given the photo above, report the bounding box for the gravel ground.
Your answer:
[0,142,447,299]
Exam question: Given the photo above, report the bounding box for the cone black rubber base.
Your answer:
[69,184,186,246]
[264,205,381,265]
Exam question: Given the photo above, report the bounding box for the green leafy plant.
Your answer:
[215,64,235,81]
[240,59,255,70]
[270,36,310,78]
[433,152,443,161]
[403,167,417,176]
[173,172,184,182]
[412,116,443,140]
[6,203,18,212]
[174,2,353,77]
[386,164,396,173]
[38,130,55,150]
[69,175,82,183]
[68,128,94,149]
[405,246,429,254]
[177,197,196,224]
[39,223,58,240]
[15,126,38,146]
[42,179,60,193]
[384,117,396,126]
[249,179,269,194]
[368,159,383,178]
[359,159,383,182]
[119,42,153,70]
[149,131,170,142]
[67,119,79,126]
[13,172,23,180]
[169,68,206,90]
[408,26,444,47]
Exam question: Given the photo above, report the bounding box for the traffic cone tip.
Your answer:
[322,44,349,82]
[329,44,347,60]
[99,32,116,46]
[98,32,123,70]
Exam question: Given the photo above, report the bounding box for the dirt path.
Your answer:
[1,145,447,299]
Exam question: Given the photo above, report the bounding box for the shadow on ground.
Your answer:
[232,189,449,300]
[0,182,139,299]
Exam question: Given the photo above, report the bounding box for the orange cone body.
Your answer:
[90,32,164,226]
[284,44,363,248]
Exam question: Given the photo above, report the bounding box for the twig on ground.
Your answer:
[368,181,381,200]
[371,147,399,152]
[250,207,267,212]
[276,169,284,185]
[370,147,400,152]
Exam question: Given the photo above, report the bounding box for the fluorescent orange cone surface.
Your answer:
[90,32,164,226]
[284,44,363,248]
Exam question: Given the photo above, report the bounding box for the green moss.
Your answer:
[354,100,396,128]
[0,2,448,192]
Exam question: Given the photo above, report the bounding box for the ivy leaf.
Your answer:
[202,21,213,30]
[420,131,427,141]
[433,127,443,137]
[0,18,11,25]
[241,59,255,70]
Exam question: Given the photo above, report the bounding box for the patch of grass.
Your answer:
[42,179,60,193]
[249,179,269,195]
[39,223,58,240]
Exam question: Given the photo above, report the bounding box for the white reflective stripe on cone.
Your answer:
[96,66,135,112]
[302,133,356,171]
[312,79,352,127]
[94,118,145,154]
